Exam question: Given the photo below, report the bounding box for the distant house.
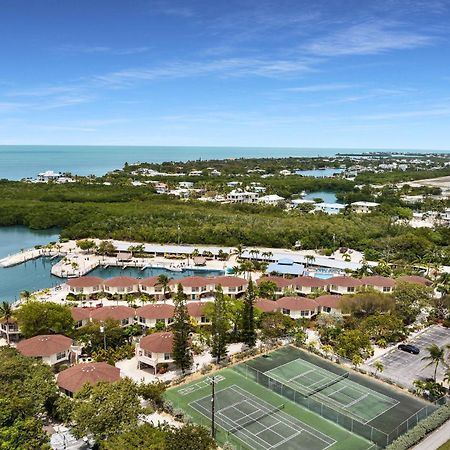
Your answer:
[315,295,342,315]
[37,170,62,182]
[136,304,174,329]
[227,189,259,204]
[276,297,318,319]
[256,276,293,298]
[328,276,363,294]
[57,362,120,397]
[267,258,304,276]
[351,201,380,213]
[258,195,285,206]
[140,276,165,300]
[16,334,73,366]
[314,203,346,215]
[169,276,213,300]
[361,276,396,293]
[254,298,278,313]
[90,306,136,327]
[136,331,175,374]
[0,318,20,342]
[103,277,140,295]
[67,276,104,296]
[155,183,168,194]
[71,307,95,329]
[396,275,432,286]
[213,276,248,297]
[187,302,212,325]
[292,276,328,296]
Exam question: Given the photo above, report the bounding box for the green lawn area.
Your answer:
[166,367,374,450]
[438,440,450,450]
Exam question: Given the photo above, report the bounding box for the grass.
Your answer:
[438,441,450,450]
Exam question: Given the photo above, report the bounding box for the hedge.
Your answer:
[386,402,450,450]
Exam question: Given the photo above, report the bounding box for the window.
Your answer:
[56,351,67,361]
[168,318,174,324]
[300,310,309,317]
[200,316,209,323]
[228,287,236,292]
[192,287,199,292]
[139,316,145,324]
[331,285,337,291]
[164,353,172,361]
[155,287,162,292]
[383,286,391,292]
[347,287,355,293]
[282,308,290,315]
[323,306,331,313]
[141,285,147,291]
[121,319,129,326]
[76,320,83,328]
[118,287,124,293]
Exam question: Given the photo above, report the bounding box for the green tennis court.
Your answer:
[265,358,399,424]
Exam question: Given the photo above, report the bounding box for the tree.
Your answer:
[257,280,277,300]
[0,301,14,346]
[259,312,295,346]
[19,290,32,301]
[352,354,363,369]
[97,240,117,256]
[172,284,193,373]
[15,302,74,338]
[75,320,128,354]
[421,344,449,382]
[393,282,433,325]
[359,314,406,344]
[165,424,217,450]
[103,423,167,450]
[241,280,257,348]
[137,380,166,410]
[340,292,394,318]
[72,378,142,443]
[373,361,384,376]
[211,286,228,363]
[157,274,172,301]
[335,329,373,360]
[76,239,97,253]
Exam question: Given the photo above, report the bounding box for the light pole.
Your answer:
[100,324,106,351]
[210,375,216,439]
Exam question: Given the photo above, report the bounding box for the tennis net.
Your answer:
[228,403,285,433]
[305,372,349,397]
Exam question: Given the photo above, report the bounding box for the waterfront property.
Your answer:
[136,304,175,329]
[276,296,319,319]
[136,331,175,374]
[0,318,20,342]
[16,334,73,366]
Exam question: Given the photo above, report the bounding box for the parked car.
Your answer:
[398,344,420,354]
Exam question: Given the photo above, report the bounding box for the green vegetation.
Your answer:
[210,286,228,363]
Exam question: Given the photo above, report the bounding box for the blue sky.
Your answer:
[1,0,450,149]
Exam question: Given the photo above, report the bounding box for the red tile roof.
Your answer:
[57,362,120,393]
[256,276,292,288]
[255,298,278,313]
[67,276,104,288]
[16,334,72,357]
[139,332,174,353]
[315,295,342,309]
[361,276,396,287]
[187,301,212,317]
[276,296,318,311]
[140,276,160,287]
[396,275,432,286]
[292,276,328,288]
[71,307,95,321]
[169,276,212,288]
[213,276,247,288]
[136,304,175,320]
[90,306,136,322]
[104,276,139,287]
[328,276,364,287]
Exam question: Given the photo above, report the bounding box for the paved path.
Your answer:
[412,419,450,450]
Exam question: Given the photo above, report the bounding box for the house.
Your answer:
[291,199,315,207]
[396,275,432,286]
[57,362,120,397]
[361,276,396,293]
[16,334,73,366]
[71,307,95,329]
[292,276,328,296]
[227,189,259,204]
[169,276,214,300]
[67,276,104,296]
[256,276,293,298]
[314,203,346,215]
[328,276,363,294]
[0,318,20,342]
[213,276,248,297]
[315,295,342,315]
[351,201,380,213]
[37,170,62,182]
[254,298,278,313]
[140,276,165,300]
[90,306,136,327]
[179,181,194,189]
[155,183,168,194]
[136,331,175,374]
[187,302,212,325]
[267,258,304,277]
[136,304,175,329]
[258,195,285,206]
[103,277,140,295]
[276,297,318,319]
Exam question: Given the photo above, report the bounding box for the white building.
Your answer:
[16,335,73,367]
[227,189,259,203]
[351,201,380,213]
[37,170,62,182]
[314,203,347,214]
[258,194,285,206]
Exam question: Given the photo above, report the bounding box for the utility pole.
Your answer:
[211,376,216,439]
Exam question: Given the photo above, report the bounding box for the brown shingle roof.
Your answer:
[90,306,135,322]
[361,276,396,287]
[104,276,139,287]
[139,332,174,353]
[136,304,175,320]
[213,276,247,288]
[276,297,318,311]
[67,276,104,288]
[328,276,364,287]
[292,276,328,288]
[396,275,432,286]
[71,307,95,321]
[255,298,278,313]
[140,276,160,287]
[57,362,120,394]
[315,295,342,309]
[169,276,212,288]
[16,334,72,357]
[256,276,292,288]
[187,301,212,317]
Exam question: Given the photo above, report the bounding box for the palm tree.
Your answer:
[304,254,315,268]
[20,290,32,302]
[436,272,450,296]
[233,244,244,260]
[373,361,384,376]
[261,251,273,261]
[421,344,449,382]
[157,274,172,302]
[0,301,14,346]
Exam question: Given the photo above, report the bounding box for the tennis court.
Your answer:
[265,358,399,424]
[190,384,336,450]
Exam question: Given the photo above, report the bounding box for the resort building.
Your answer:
[37,170,62,182]
[67,276,104,296]
[315,295,343,315]
[187,302,212,325]
[16,334,73,367]
[90,306,136,327]
[293,276,328,296]
[57,362,120,397]
[140,276,165,300]
[328,276,364,294]
[258,194,285,206]
[0,318,20,343]
[71,307,95,328]
[213,276,248,297]
[103,277,140,295]
[169,276,213,300]
[136,331,175,374]
[361,276,396,293]
[227,189,259,204]
[256,276,293,298]
[351,201,380,213]
[313,203,347,215]
[267,258,304,276]
[254,298,278,313]
[276,297,318,319]
[396,275,433,286]
[136,304,175,329]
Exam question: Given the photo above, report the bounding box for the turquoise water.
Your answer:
[1,145,446,180]
[303,191,339,203]
[295,168,344,177]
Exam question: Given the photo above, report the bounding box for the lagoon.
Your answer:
[303,191,340,204]
[295,168,344,177]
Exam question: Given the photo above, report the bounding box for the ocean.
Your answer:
[0,145,447,180]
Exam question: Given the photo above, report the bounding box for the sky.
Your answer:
[1,0,450,149]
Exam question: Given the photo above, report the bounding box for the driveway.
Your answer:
[369,325,450,388]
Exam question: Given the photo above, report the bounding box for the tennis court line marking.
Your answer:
[189,384,336,450]
[343,392,369,408]
[288,368,316,382]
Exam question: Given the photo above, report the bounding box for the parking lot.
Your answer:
[370,325,450,388]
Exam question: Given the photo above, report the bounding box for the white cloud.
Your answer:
[285,83,357,93]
